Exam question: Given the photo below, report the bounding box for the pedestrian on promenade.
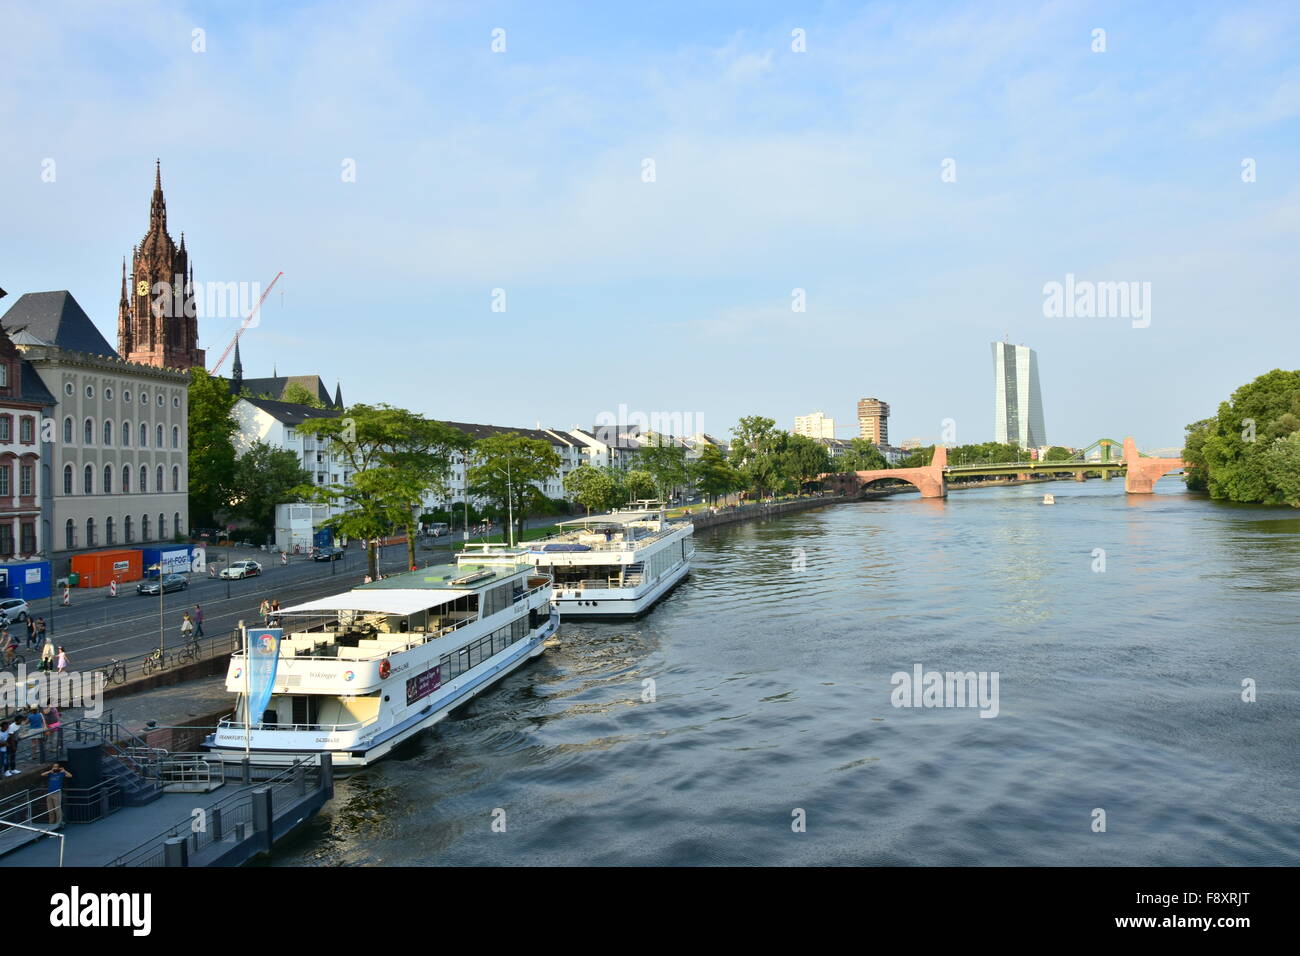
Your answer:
[41,763,72,825]
[259,599,271,626]
[25,616,36,649]
[40,636,55,672]
[193,605,205,637]
[2,630,15,667]
[36,618,47,643]
[4,718,18,776]
[55,646,69,674]
[43,706,61,752]
[26,707,45,760]
[180,612,194,641]
[0,723,9,775]
[269,599,281,627]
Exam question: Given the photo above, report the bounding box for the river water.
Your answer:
[273,481,1300,866]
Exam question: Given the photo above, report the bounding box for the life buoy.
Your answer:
[379,659,391,679]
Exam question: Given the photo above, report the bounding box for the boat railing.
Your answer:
[215,715,371,734]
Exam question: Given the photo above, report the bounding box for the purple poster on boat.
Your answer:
[406,664,443,706]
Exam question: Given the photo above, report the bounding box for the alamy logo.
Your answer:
[49,887,151,936]
[890,664,1000,718]
[1042,273,1151,328]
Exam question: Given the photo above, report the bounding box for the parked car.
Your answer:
[220,560,262,580]
[137,574,189,595]
[312,547,346,562]
[0,598,30,625]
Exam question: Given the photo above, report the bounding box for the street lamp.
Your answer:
[148,562,165,657]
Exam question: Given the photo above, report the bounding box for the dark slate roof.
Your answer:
[234,375,340,408]
[241,397,343,426]
[0,291,119,358]
[18,362,57,406]
[443,421,572,446]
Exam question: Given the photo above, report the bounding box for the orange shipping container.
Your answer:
[70,549,143,588]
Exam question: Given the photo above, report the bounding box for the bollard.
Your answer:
[211,806,223,842]
[164,836,188,867]
[295,765,306,796]
[319,752,334,799]
[241,758,251,785]
[251,787,273,852]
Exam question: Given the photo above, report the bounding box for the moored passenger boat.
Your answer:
[203,560,557,769]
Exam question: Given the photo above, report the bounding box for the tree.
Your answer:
[779,433,832,491]
[564,464,620,514]
[636,436,690,501]
[467,432,562,546]
[1182,369,1300,506]
[280,382,325,408]
[624,469,657,502]
[833,438,888,472]
[231,442,312,541]
[1043,446,1076,462]
[691,444,742,503]
[188,368,238,527]
[730,416,784,498]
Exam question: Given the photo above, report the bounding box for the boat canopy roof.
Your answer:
[278,588,475,616]
[557,510,662,527]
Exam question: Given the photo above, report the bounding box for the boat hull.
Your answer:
[551,561,690,619]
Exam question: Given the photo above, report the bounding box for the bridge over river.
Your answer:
[823,437,1186,499]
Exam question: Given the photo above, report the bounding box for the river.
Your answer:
[272,480,1300,866]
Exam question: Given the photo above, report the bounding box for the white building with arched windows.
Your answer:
[2,291,189,575]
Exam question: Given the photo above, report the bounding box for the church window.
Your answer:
[63,417,72,444]
[84,419,94,444]
[63,465,72,494]
[83,465,93,495]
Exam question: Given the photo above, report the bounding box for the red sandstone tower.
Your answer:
[117,161,205,369]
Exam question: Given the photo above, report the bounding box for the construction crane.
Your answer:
[208,271,284,374]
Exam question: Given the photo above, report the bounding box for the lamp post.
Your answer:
[149,562,165,656]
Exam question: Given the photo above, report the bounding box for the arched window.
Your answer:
[103,465,112,494]
[84,418,93,444]
[65,518,75,549]
[86,517,96,547]
[123,421,131,447]
[156,424,164,447]
[106,516,115,545]
[63,464,72,495]
[103,420,113,445]
[139,423,147,447]
[157,465,164,492]
[172,465,180,491]
[142,514,151,541]
[172,426,179,449]
[125,515,133,543]
[83,464,93,495]
[174,512,181,537]
[140,466,148,493]
[63,417,72,444]
[122,465,131,493]
[159,513,167,539]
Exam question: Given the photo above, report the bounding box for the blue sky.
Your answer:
[3,0,1298,450]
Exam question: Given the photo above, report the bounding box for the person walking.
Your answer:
[4,718,19,776]
[259,599,271,627]
[41,763,73,825]
[24,616,36,649]
[40,636,55,672]
[193,604,205,638]
[43,706,62,753]
[55,646,69,674]
[26,707,45,761]
[0,723,9,776]
[269,598,281,627]
[180,612,194,642]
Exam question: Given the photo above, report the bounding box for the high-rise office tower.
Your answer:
[992,343,1046,448]
[857,397,889,445]
[793,411,836,439]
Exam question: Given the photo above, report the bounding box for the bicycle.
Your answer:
[101,659,128,686]
[175,639,201,664]
[141,649,172,676]
[1,653,24,674]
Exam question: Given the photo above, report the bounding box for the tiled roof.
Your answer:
[0,291,118,357]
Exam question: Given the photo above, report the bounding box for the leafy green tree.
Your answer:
[467,432,562,546]
[833,438,888,472]
[1043,446,1076,462]
[1182,369,1300,506]
[564,464,620,514]
[188,368,238,526]
[231,442,312,541]
[280,382,325,408]
[624,468,657,502]
[636,436,690,500]
[779,433,832,491]
[730,416,784,498]
[691,444,743,503]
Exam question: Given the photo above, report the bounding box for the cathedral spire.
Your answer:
[334,382,343,408]
[119,258,128,306]
[232,338,244,389]
[149,158,167,233]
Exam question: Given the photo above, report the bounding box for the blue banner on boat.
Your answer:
[246,627,282,725]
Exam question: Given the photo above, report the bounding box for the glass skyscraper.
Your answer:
[992,343,1046,448]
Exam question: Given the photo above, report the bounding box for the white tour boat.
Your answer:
[204,558,557,769]
[503,501,694,618]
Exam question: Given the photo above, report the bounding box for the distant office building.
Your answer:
[856,397,889,445]
[992,343,1046,448]
[794,411,836,439]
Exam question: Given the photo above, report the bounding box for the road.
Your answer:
[24,540,467,676]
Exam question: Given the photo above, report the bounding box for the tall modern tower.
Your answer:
[992,343,1046,448]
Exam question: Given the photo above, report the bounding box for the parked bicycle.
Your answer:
[101,658,128,686]
[141,648,173,676]
[175,639,202,664]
